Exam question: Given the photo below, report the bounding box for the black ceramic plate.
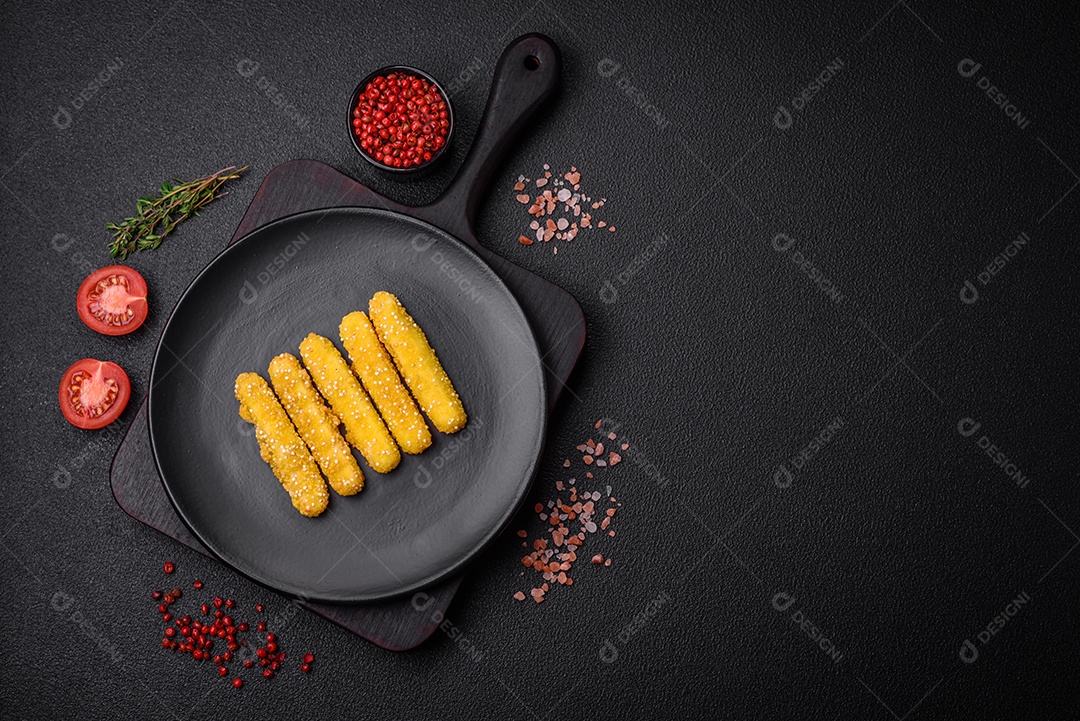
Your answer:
[148,207,547,603]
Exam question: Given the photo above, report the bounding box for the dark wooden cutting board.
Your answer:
[110,33,585,651]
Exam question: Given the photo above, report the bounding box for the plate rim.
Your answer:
[147,205,549,603]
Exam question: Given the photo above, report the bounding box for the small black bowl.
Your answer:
[347,65,455,174]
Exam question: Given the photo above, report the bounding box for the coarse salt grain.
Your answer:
[511,166,616,254]
[512,418,623,603]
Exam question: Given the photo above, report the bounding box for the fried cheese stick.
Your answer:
[368,291,466,434]
[339,311,432,455]
[268,353,364,496]
[235,372,329,517]
[298,333,400,474]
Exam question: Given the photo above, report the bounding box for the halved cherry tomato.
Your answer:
[58,359,131,430]
[77,265,148,336]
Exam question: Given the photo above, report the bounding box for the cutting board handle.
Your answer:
[419,33,561,244]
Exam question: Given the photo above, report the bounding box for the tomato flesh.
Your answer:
[59,359,131,430]
[77,265,148,336]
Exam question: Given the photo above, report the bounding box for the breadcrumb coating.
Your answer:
[299,333,401,474]
[368,291,466,434]
[268,353,364,496]
[234,372,329,517]
[340,311,432,455]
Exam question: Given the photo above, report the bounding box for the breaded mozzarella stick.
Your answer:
[339,311,432,455]
[269,353,364,496]
[235,372,329,517]
[299,333,400,474]
[368,291,466,434]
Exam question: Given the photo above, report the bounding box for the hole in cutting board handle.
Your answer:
[524,55,540,70]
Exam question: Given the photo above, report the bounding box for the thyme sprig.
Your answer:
[107,165,248,259]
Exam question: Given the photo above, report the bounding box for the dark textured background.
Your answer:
[2,1,1078,719]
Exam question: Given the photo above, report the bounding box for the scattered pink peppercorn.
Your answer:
[150,570,316,687]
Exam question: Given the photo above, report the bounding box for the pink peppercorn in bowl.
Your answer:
[348,66,454,173]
